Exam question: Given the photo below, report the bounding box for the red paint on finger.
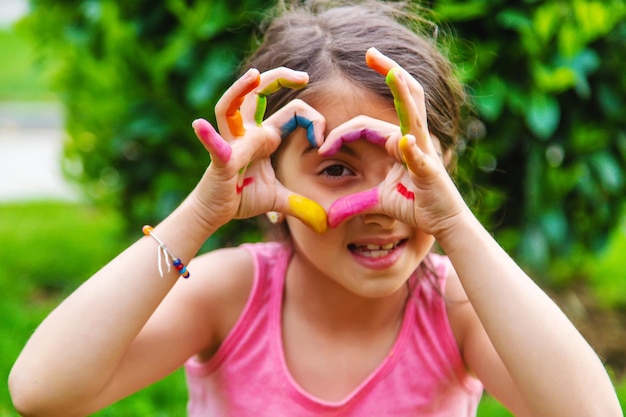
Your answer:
[236,177,254,194]
[396,183,414,200]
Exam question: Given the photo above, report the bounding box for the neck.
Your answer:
[284,254,409,335]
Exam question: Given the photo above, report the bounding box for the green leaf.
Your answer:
[525,92,560,140]
[474,76,507,121]
[588,151,623,194]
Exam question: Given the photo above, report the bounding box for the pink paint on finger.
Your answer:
[327,188,379,228]
[192,119,232,163]
[320,129,386,156]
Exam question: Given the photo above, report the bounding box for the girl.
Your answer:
[9,1,622,416]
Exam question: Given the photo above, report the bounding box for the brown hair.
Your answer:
[247,0,468,250]
[242,0,467,166]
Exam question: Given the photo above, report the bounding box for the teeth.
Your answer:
[359,242,398,251]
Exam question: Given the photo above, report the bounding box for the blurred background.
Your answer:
[1,0,625,415]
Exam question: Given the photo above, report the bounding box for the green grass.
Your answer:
[0,27,56,101]
[0,201,188,416]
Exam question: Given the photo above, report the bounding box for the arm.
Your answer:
[8,67,326,417]
[439,213,622,417]
[326,48,622,416]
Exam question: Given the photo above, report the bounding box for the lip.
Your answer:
[348,238,407,270]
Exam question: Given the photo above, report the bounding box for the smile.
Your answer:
[348,240,406,258]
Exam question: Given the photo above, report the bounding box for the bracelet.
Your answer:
[142,225,190,279]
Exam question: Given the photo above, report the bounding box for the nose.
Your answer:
[360,213,398,229]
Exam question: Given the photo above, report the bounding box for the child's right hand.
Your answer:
[190,68,329,233]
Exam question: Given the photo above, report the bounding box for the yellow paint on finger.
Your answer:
[288,194,328,234]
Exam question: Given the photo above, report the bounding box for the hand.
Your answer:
[191,67,329,233]
[325,48,468,237]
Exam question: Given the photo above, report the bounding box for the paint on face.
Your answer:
[287,194,328,234]
[386,68,411,135]
[396,183,414,200]
[319,129,387,157]
[327,187,380,228]
[280,115,318,147]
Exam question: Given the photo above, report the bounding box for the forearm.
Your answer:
[9,194,219,415]
[437,210,621,416]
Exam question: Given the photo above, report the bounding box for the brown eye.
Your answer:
[322,164,353,177]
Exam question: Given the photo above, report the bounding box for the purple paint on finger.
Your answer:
[320,129,386,156]
[327,188,380,228]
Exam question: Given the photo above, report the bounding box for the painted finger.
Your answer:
[192,118,231,164]
[254,75,308,125]
[365,47,400,76]
[264,98,326,148]
[318,115,398,157]
[273,184,328,234]
[327,187,380,228]
[399,134,434,177]
[386,68,414,136]
[215,68,261,137]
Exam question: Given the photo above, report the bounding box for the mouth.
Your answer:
[348,239,407,258]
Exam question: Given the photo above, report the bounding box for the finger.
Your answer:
[254,71,308,125]
[192,118,232,164]
[399,134,435,177]
[365,47,399,76]
[273,184,328,234]
[327,188,381,228]
[318,115,397,157]
[264,98,326,148]
[385,68,414,136]
[215,68,261,137]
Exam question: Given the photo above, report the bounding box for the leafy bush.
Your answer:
[436,0,626,275]
[18,0,626,276]
[17,0,272,247]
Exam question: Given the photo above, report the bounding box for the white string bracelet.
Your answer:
[142,225,190,278]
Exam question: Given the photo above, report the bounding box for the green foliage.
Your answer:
[16,0,626,276]
[0,28,55,101]
[16,0,272,247]
[435,0,626,275]
[0,202,189,416]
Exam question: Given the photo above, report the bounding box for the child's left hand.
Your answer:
[324,48,469,237]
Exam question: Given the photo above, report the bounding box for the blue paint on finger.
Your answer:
[280,115,317,147]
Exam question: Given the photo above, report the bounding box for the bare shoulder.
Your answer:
[443,263,475,352]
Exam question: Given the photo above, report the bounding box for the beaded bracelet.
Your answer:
[142,225,190,279]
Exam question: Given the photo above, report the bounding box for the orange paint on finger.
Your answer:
[225,72,261,136]
[366,52,390,76]
[287,195,328,234]
[226,113,246,137]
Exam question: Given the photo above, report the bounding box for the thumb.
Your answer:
[273,184,328,234]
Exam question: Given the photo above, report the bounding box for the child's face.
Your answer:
[275,80,435,298]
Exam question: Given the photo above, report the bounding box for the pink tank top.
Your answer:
[185,242,483,416]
